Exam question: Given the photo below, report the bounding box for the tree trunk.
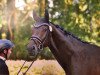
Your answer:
[5,0,16,40]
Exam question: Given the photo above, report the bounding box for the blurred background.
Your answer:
[0,0,100,60]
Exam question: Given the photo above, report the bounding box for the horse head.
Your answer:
[27,9,52,56]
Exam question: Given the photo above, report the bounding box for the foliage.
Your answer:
[47,0,100,46]
[10,17,34,60]
[40,47,55,60]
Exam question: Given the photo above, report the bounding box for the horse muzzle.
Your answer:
[27,44,43,57]
[27,45,36,56]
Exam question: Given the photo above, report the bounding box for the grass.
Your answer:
[6,59,65,75]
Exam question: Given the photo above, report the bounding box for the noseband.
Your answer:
[30,23,52,51]
[30,36,43,51]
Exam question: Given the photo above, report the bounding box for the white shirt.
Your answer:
[0,56,6,61]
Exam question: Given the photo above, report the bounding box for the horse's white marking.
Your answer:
[49,26,52,32]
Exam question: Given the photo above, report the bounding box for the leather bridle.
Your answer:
[30,23,51,53]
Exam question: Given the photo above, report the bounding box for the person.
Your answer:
[0,39,14,75]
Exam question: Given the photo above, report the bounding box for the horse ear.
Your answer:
[33,10,40,22]
[45,9,49,23]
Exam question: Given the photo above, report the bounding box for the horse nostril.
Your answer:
[32,46,35,50]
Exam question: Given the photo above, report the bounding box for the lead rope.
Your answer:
[17,55,37,75]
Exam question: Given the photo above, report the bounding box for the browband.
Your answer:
[34,23,49,27]
[34,23,52,32]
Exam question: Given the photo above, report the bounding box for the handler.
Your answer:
[0,39,14,75]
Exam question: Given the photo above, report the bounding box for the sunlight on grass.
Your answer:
[6,60,65,75]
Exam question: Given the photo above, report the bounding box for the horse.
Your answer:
[27,10,100,75]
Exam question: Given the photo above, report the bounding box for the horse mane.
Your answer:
[50,22,89,44]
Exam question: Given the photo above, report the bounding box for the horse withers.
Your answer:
[27,10,100,75]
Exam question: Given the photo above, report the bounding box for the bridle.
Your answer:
[30,36,43,52]
[17,23,52,75]
[30,23,52,52]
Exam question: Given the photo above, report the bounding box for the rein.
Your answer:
[17,56,37,75]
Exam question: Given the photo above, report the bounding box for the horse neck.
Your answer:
[48,25,75,75]
[48,25,74,56]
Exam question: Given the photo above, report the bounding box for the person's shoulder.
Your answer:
[0,59,6,66]
[0,59,5,62]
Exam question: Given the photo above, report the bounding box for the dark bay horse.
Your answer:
[27,10,100,75]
